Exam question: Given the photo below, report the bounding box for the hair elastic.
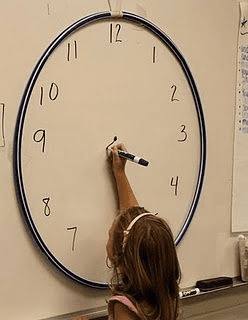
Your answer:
[122,213,154,252]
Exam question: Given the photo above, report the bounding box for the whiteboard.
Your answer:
[0,0,245,319]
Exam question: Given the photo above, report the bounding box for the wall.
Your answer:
[0,0,247,319]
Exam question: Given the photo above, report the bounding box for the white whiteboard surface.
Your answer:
[0,1,245,319]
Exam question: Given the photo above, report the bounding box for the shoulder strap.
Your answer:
[108,295,140,318]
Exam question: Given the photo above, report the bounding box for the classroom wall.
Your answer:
[1,0,248,319]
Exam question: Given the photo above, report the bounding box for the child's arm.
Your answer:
[109,144,138,210]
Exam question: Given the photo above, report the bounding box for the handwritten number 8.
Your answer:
[43,197,51,216]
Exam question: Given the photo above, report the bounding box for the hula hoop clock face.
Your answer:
[14,11,206,289]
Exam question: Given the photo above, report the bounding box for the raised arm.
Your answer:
[109,144,138,211]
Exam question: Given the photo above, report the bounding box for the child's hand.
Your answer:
[109,143,127,176]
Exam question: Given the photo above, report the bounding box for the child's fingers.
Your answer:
[115,143,127,152]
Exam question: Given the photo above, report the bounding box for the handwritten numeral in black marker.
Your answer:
[152,46,156,63]
[0,103,5,147]
[171,176,179,196]
[33,129,46,152]
[42,197,51,216]
[110,23,122,43]
[40,82,59,106]
[171,85,179,102]
[67,40,78,61]
[241,17,248,35]
[178,124,187,142]
[67,226,78,251]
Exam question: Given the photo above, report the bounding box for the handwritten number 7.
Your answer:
[67,227,78,251]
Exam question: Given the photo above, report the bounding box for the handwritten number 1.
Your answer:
[153,46,156,63]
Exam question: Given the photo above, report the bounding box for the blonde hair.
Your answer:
[108,206,181,320]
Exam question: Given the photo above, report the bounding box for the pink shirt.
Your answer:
[108,295,140,319]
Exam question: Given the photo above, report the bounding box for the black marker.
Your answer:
[118,150,149,167]
[179,288,200,298]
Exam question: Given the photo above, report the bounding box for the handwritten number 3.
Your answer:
[178,125,187,142]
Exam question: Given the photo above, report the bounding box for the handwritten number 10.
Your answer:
[40,82,59,106]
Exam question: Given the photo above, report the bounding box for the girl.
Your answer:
[106,144,181,320]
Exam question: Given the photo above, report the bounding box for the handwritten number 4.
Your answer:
[171,176,179,196]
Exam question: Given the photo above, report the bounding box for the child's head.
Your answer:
[107,206,181,319]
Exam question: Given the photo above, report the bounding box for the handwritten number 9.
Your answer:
[33,129,46,152]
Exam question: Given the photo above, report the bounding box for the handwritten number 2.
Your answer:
[171,85,179,102]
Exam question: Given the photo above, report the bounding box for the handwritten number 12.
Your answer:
[110,23,122,43]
